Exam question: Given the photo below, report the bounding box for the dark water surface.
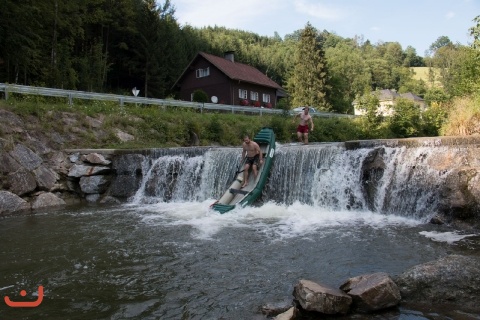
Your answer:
[0,202,478,319]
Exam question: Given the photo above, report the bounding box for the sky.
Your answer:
[171,0,479,56]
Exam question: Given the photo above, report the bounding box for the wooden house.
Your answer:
[172,51,285,108]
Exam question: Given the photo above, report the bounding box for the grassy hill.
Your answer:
[411,67,443,88]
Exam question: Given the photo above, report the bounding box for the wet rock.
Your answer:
[273,307,296,320]
[100,196,122,204]
[112,153,145,175]
[85,193,101,202]
[80,175,111,194]
[395,254,480,312]
[108,175,142,199]
[260,300,293,317]
[360,148,386,211]
[9,143,43,171]
[340,272,401,313]
[293,279,352,315]
[31,192,66,210]
[438,168,480,223]
[0,190,30,215]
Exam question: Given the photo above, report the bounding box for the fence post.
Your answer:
[68,93,73,106]
[4,88,8,101]
[119,97,124,107]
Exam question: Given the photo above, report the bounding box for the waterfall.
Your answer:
[128,143,454,221]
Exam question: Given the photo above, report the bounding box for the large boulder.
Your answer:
[438,168,480,225]
[112,153,145,175]
[81,152,111,165]
[34,165,59,190]
[0,151,21,173]
[31,192,66,210]
[293,280,351,315]
[395,255,480,312]
[9,143,43,171]
[340,272,401,313]
[49,151,72,176]
[108,175,142,199]
[0,191,30,215]
[7,168,37,196]
[79,175,111,194]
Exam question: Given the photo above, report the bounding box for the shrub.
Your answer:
[388,98,422,138]
[192,89,209,103]
[440,96,480,136]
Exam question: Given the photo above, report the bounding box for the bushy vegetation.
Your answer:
[0,97,371,149]
[440,96,480,136]
[1,92,479,149]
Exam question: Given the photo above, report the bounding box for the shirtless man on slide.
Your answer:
[241,135,263,188]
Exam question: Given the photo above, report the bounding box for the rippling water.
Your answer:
[1,201,478,319]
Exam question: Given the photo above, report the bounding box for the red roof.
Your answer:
[196,52,283,90]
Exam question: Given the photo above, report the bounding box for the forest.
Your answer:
[1,0,479,137]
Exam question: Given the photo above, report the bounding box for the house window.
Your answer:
[196,67,210,78]
[262,94,270,103]
[250,91,259,101]
[238,89,247,99]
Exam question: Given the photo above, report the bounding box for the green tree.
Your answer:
[428,36,453,55]
[424,87,450,107]
[470,15,480,50]
[355,92,383,137]
[286,23,330,111]
[403,46,424,67]
[388,98,422,137]
[0,0,43,84]
[325,41,371,113]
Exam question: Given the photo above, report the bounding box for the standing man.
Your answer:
[294,107,314,144]
[241,135,263,188]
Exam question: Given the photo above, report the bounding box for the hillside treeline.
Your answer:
[1,0,479,116]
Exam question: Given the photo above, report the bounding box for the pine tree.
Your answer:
[286,22,331,111]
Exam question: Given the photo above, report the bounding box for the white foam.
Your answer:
[136,200,421,240]
[419,231,477,244]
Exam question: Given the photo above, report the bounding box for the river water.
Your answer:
[1,143,479,319]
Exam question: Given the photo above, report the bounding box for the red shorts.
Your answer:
[297,125,309,134]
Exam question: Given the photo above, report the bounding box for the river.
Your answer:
[0,143,479,319]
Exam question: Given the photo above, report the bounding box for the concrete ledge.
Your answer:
[345,135,480,150]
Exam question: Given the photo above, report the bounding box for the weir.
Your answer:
[127,141,462,222]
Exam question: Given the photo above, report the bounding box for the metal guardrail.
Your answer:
[0,83,354,118]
